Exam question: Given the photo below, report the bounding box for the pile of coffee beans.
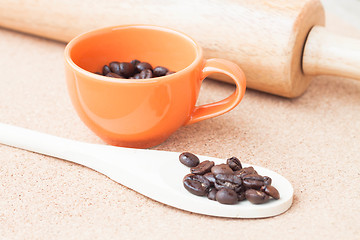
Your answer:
[95,59,175,79]
[179,152,280,205]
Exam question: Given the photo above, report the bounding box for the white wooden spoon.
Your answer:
[0,123,293,218]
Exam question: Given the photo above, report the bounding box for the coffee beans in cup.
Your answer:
[179,152,280,205]
[95,59,175,79]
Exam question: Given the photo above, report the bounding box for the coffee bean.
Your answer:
[245,189,269,204]
[235,166,258,178]
[227,157,242,171]
[211,164,234,175]
[109,61,121,75]
[153,66,169,77]
[131,73,141,79]
[203,172,216,184]
[119,62,135,78]
[216,188,238,205]
[139,69,153,79]
[183,180,207,196]
[260,185,280,200]
[179,152,280,206]
[136,62,153,72]
[105,72,123,78]
[207,188,217,201]
[191,160,214,175]
[166,71,175,75]
[130,59,141,68]
[98,59,175,79]
[183,174,211,196]
[236,184,246,194]
[243,173,264,181]
[214,173,242,192]
[102,65,111,75]
[179,152,200,167]
[237,191,246,201]
[243,174,265,189]
[263,176,272,186]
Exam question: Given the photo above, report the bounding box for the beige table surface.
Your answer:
[1,4,360,240]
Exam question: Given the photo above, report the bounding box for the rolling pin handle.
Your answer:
[303,25,360,81]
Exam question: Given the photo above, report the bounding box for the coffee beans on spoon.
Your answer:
[179,152,200,167]
[179,153,280,205]
[96,59,175,79]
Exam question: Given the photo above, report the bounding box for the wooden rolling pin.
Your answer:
[0,0,359,97]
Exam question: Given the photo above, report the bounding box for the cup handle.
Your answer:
[186,58,246,125]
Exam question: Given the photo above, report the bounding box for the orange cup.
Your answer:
[64,25,246,148]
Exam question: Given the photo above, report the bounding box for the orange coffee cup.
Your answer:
[64,25,246,148]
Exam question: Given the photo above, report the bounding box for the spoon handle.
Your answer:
[0,123,81,157]
[0,122,183,207]
[0,122,175,186]
[0,123,153,174]
[0,123,110,172]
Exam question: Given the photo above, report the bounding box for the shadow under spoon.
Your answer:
[0,123,293,218]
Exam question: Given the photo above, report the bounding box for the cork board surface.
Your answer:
[0,6,359,240]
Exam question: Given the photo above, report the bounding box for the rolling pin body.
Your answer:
[0,0,359,97]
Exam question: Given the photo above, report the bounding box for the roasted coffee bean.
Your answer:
[190,160,214,175]
[216,188,238,205]
[109,61,121,75]
[260,185,280,200]
[227,157,242,171]
[130,59,141,68]
[180,152,279,205]
[179,152,200,167]
[203,172,216,184]
[99,59,175,79]
[139,69,153,79]
[136,62,153,72]
[207,188,217,201]
[236,184,246,193]
[130,73,141,79]
[263,176,272,186]
[245,189,269,204]
[153,66,169,77]
[166,71,175,75]
[211,164,234,175]
[119,62,135,78]
[237,191,246,201]
[102,65,111,75]
[235,166,258,178]
[214,174,242,192]
[183,174,211,196]
[243,174,265,189]
[105,72,123,78]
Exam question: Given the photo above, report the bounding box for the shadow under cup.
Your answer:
[65,25,205,148]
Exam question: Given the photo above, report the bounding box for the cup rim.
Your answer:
[64,24,204,84]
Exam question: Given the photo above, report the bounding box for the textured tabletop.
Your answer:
[0,5,360,240]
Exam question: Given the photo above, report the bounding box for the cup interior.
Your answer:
[68,25,200,75]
